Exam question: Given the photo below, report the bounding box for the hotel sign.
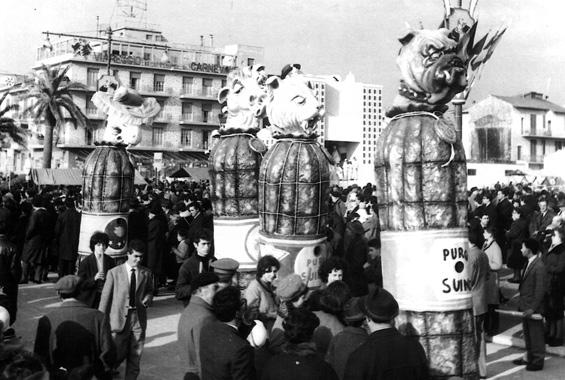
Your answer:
[91,52,233,74]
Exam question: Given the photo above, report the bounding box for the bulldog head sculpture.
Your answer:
[388,28,468,117]
[92,85,161,146]
[217,65,268,132]
[265,73,324,139]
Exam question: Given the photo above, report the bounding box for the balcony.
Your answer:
[179,87,218,99]
[154,113,173,123]
[140,85,169,97]
[86,107,105,119]
[522,128,553,138]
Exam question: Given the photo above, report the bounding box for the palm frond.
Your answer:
[0,118,28,146]
[0,104,18,118]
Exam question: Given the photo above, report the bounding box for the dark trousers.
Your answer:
[485,304,500,335]
[523,317,545,368]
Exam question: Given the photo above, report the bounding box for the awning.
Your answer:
[31,168,147,186]
[128,150,209,164]
[185,167,210,181]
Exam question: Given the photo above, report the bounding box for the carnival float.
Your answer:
[375,2,505,378]
[78,76,161,258]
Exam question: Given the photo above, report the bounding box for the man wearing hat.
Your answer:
[177,272,219,379]
[211,258,240,289]
[326,297,368,380]
[34,275,115,379]
[344,288,429,380]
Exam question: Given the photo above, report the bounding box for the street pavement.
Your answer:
[7,270,565,379]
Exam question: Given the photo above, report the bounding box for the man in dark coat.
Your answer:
[512,238,546,371]
[529,199,555,242]
[127,199,147,243]
[176,229,215,306]
[0,228,19,330]
[78,232,116,309]
[34,275,115,379]
[344,288,429,380]
[54,198,82,278]
[495,189,513,258]
[343,218,368,296]
[177,272,219,379]
[146,202,167,294]
[20,195,50,284]
[199,286,256,380]
[187,202,213,256]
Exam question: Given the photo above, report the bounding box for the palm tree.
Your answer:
[25,64,89,168]
[0,91,27,147]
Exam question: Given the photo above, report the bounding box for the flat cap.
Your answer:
[211,258,240,282]
[276,274,307,302]
[54,275,82,294]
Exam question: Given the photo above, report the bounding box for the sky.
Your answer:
[0,0,564,108]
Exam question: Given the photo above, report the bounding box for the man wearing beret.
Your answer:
[177,272,219,379]
[34,275,115,379]
[99,240,154,379]
[344,288,429,380]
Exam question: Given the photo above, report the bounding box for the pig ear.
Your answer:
[398,30,416,46]
[218,87,230,104]
[265,76,279,90]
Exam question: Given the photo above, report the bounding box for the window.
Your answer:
[86,95,97,115]
[152,127,163,146]
[467,169,477,176]
[146,34,153,40]
[143,52,151,61]
[85,129,93,145]
[203,131,209,150]
[182,77,194,94]
[556,141,563,151]
[153,74,165,92]
[530,140,537,161]
[517,145,522,160]
[221,79,227,88]
[181,129,192,146]
[130,72,141,90]
[542,140,546,155]
[87,68,99,87]
[530,114,536,135]
[202,78,213,96]
[247,58,255,66]
[202,104,211,123]
[182,103,193,120]
[520,117,524,135]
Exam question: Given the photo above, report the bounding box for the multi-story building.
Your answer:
[463,92,565,186]
[27,25,263,176]
[258,73,384,185]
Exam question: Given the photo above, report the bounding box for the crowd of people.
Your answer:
[0,179,564,379]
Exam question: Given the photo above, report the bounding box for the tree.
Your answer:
[25,64,88,168]
[0,91,27,149]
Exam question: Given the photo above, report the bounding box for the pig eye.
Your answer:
[233,83,243,94]
[292,95,306,105]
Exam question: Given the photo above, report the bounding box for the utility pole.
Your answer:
[106,26,113,75]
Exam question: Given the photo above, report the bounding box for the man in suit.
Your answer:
[177,272,219,379]
[78,232,116,309]
[513,238,547,371]
[468,233,490,378]
[34,275,115,379]
[20,195,50,284]
[529,199,555,243]
[99,240,154,380]
[199,286,256,380]
[55,197,82,278]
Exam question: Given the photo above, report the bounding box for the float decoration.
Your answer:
[373,10,498,378]
[78,77,160,258]
[258,68,330,287]
[209,66,268,270]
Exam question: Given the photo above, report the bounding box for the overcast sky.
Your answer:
[0,0,563,108]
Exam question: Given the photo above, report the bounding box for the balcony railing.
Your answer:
[180,113,194,121]
[180,88,218,98]
[523,128,553,137]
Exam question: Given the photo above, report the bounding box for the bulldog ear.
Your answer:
[398,31,416,46]
[218,87,230,104]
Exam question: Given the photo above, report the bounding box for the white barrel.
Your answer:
[381,228,472,311]
[78,212,129,258]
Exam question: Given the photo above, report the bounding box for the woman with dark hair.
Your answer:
[544,226,565,346]
[261,308,338,380]
[77,232,116,308]
[506,207,529,283]
[245,255,280,328]
[312,280,350,356]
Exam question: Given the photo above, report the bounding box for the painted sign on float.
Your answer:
[381,228,472,312]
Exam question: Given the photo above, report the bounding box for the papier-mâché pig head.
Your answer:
[217,65,268,132]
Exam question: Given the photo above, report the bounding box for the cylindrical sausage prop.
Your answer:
[375,26,478,379]
[78,145,134,258]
